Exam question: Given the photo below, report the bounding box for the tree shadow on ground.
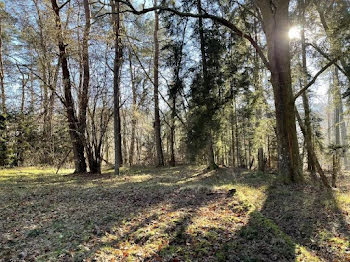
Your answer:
[219,184,350,261]
[1,166,349,261]
[150,171,350,262]
[0,165,217,261]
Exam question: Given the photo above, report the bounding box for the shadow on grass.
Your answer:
[1,166,349,261]
[149,171,350,261]
[0,165,216,261]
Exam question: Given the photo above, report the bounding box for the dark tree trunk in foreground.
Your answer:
[51,0,87,173]
[257,0,303,183]
[197,0,217,170]
[111,0,123,174]
[153,0,164,167]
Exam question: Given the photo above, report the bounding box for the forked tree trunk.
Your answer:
[51,0,87,173]
[257,0,303,183]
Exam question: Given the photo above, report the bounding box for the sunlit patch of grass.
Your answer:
[336,191,350,212]
[1,166,349,261]
[295,245,322,262]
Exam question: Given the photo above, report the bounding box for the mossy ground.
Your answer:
[0,166,349,261]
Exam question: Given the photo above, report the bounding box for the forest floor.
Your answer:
[0,166,349,262]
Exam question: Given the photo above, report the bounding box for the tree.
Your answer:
[111,0,123,174]
[256,0,303,183]
[153,0,164,167]
[51,0,87,173]
[118,0,308,182]
[0,1,6,114]
[196,0,217,170]
[297,0,316,178]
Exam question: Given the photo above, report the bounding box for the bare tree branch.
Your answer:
[307,42,350,78]
[294,57,339,101]
[59,0,71,10]
[96,0,271,71]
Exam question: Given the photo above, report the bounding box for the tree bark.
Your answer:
[82,0,100,174]
[169,94,176,167]
[258,148,265,172]
[128,48,137,166]
[299,0,316,178]
[0,16,5,114]
[257,0,303,183]
[111,0,123,174]
[334,68,349,169]
[51,0,87,173]
[234,96,240,167]
[197,0,217,170]
[81,0,90,152]
[231,100,236,167]
[295,109,331,188]
[153,0,164,167]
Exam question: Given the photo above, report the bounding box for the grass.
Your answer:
[0,166,349,261]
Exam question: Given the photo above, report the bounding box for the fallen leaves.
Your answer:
[0,166,349,262]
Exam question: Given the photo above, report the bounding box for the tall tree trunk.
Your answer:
[316,1,349,171]
[81,0,91,171]
[128,49,137,166]
[327,86,332,146]
[300,0,316,178]
[295,109,331,188]
[51,0,87,173]
[334,68,349,169]
[231,98,236,167]
[122,109,128,164]
[111,0,123,174]
[253,15,265,172]
[82,0,100,174]
[334,69,341,146]
[333,68,342,180]
[197,0,217,169]
[0,16,5,114]
[169,95,176,166]
[234,97,240,167]
[153,0,164,167]
[257,0,303,183]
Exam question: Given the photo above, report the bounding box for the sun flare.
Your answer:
[288,26,301,39]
